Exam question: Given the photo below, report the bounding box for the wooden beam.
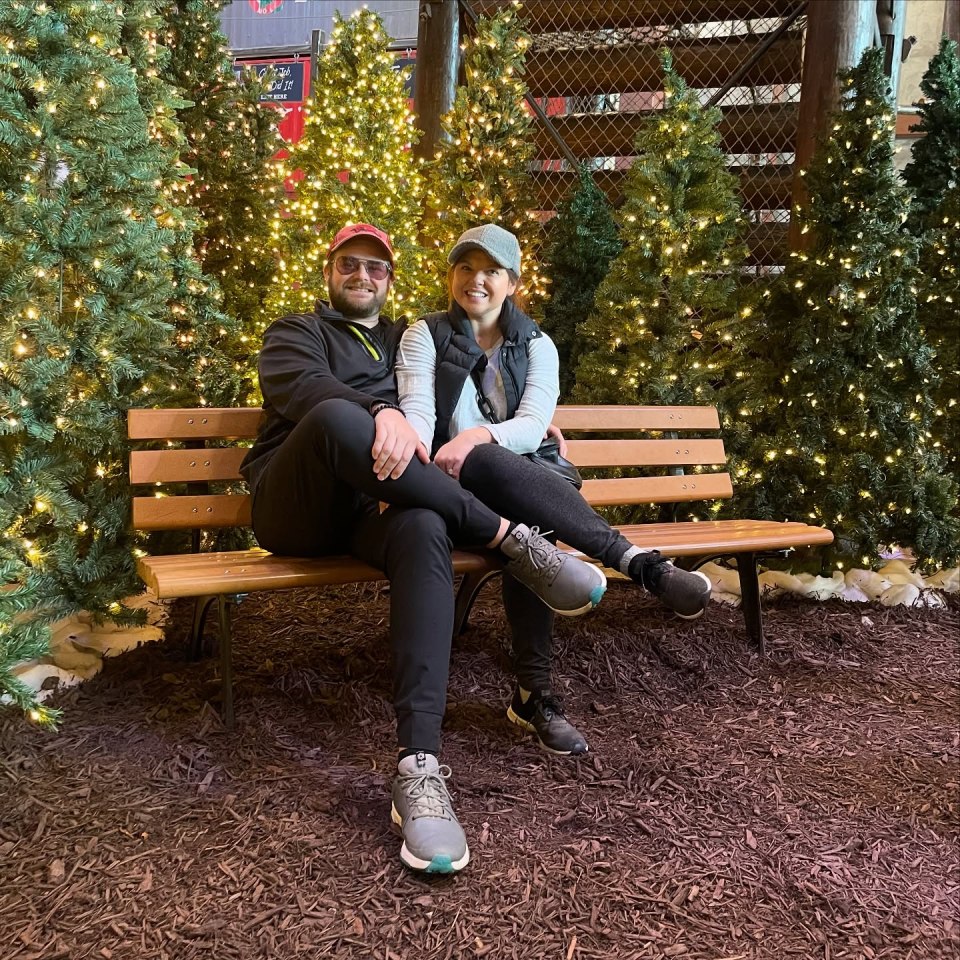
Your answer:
[532,165,794,211]
[790,0,876,250]
[472,0,798,32]
[533,103,798,159]
[524,34,802,99]
[414,1,460,161]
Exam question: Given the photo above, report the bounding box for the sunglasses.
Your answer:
[333,255,392,281]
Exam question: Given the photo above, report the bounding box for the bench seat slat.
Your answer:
[130,448,248,484]
[138,549,499,599]
[138,520,834,599]
[566,437,725,467]
[553,405,721,431]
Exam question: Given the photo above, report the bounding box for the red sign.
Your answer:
[248,0,285,14]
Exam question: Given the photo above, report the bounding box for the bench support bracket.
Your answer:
[453,570,501,637]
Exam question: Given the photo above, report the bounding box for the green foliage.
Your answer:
[573,51,747,410]
[161,0,284,400]
[414,5,543,316]
[0,0,177,723]
[120,0,246,407]
[730,48,959,571]
[540,167,621,399]
[266,9,424,322]
[902,37,960,476]
[902,36,960,230]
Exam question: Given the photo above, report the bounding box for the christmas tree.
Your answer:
[572,51,747,409]
[902,36,960,230]
[540,167,621,399]
[159,0,284,398]
[120,0,247,407]
[0,0,177,723]
[266,9,424,321]
[902,38,960,475]
[414,5,544,316]
[732,48,959,570]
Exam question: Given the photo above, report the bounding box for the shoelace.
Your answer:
[514,526,563,583]
[536,694,566,721]
[399,765,455,822]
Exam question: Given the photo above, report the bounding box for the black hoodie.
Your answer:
[240,301,405,490]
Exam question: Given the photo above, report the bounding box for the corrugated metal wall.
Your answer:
[220,0,420,53]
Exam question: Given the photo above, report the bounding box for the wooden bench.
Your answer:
[128,405,834,727]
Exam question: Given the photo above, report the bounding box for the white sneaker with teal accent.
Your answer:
[391,752,469,874]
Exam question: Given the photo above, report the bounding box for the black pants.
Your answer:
[252,399,503,752]
[459,443,634,692]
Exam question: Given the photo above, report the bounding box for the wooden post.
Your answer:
[414,0,460,161]
[878,0,907,104]
[946,0,960,43]
[790,0,877,250]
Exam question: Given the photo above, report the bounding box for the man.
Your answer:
[241,223,607,875]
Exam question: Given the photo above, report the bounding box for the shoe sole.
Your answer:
[390,804,470,873]
[671,571,713,620]
[549,563,607,617]
[506,706,590,756]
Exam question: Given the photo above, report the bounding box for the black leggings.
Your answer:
[459,443,634,692]
[252,399,504,752]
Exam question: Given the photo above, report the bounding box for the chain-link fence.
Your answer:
[469,0,808,266]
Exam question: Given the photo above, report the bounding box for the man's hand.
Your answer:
[545,422,568,458]
[371,408,429,481]
[434,427,491,481]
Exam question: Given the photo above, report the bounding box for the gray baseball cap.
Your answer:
[448,224,522,275]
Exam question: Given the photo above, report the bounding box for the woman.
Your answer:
[396,224,712,756]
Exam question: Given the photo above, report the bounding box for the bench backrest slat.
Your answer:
[127,404,733,533]
[132,494,252,530]
[565,438,725,468]
[552,405,720,431]
[128,408,262,440]
[580,473,733,506]
[130,448,248,484]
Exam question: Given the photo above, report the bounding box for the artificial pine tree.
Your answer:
[266,9,424,321]
[414,5,544,316]
[902,38,960,475]
[159,0,284,397]
[120,0,247,408]
[540,167,621,399]
[573,51,747,409]
[0,0,176,723]
[902,36,960,230]
[732,48,959,570]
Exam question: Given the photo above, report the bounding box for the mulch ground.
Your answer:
[1,581,957,960]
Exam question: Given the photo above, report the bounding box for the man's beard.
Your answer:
[329,285,387,320]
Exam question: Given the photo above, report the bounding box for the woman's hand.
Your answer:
[434,427,492,481]
[545,422,568,458]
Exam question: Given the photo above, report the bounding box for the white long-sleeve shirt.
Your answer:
[396,317,560,455]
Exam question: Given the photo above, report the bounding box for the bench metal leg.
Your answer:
[453,570,500,638]
[217,594,235,730]
[188,595,217,661]
[737,552,765,653]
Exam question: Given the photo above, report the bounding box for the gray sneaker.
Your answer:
[500,524,606,616]
[391,752,469,874]
[655,563,712,619]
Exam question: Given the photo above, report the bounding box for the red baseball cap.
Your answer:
[328,223,394,263]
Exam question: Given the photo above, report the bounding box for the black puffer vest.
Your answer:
[422,300,542,457]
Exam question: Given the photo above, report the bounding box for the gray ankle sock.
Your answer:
[618,545,653,575]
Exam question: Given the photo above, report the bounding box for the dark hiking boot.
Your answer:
[506,688,589,756]
[629,550,712,619]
